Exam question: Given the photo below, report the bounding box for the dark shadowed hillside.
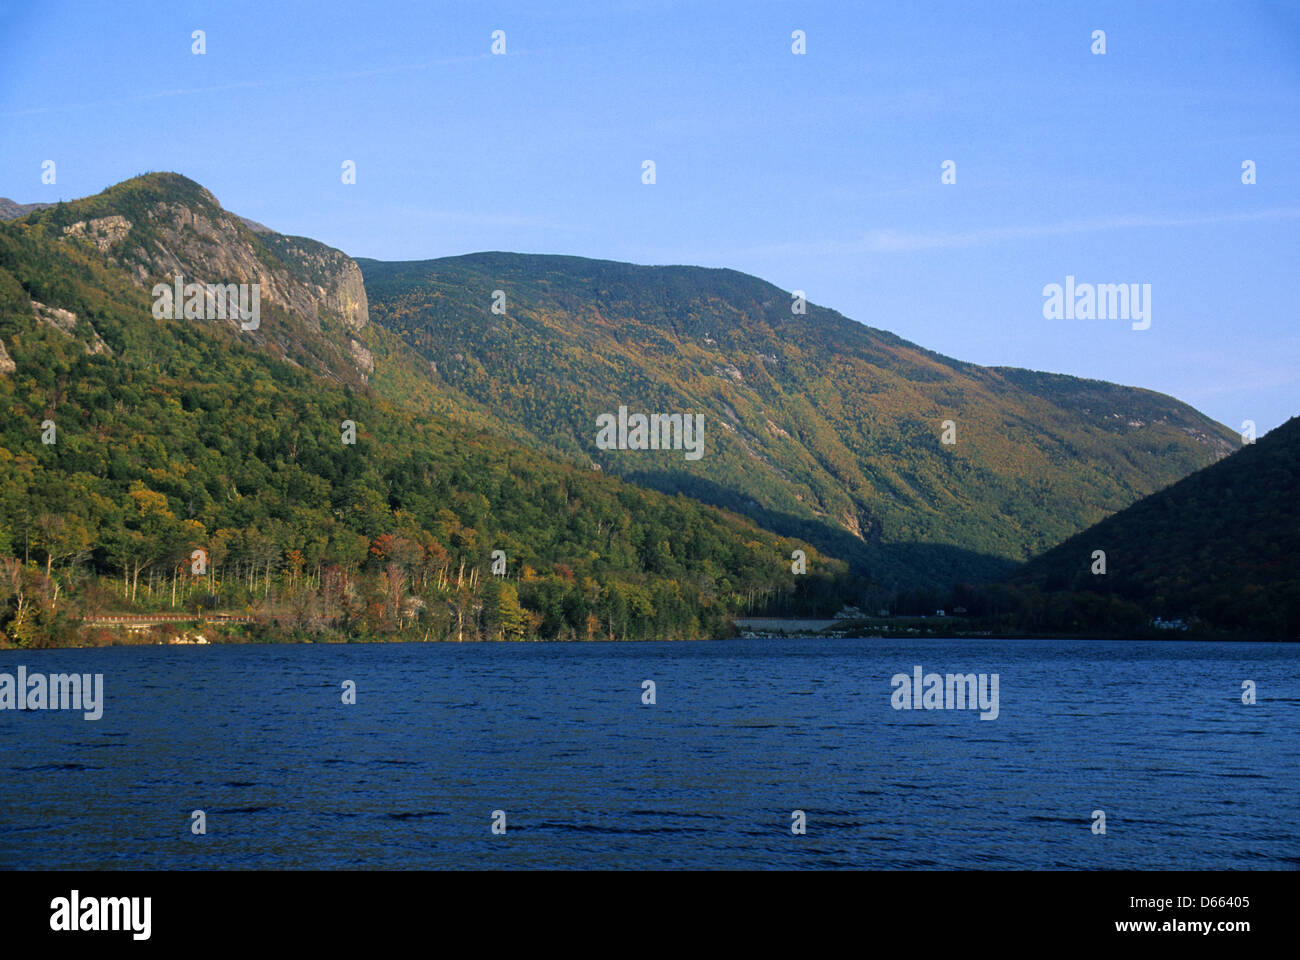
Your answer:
[1010,416,1300,638]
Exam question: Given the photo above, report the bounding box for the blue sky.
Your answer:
[2,0,1297,432]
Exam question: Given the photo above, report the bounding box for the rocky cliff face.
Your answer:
[31,299,113,355]
[15,174,373,384]
[256,232,373,376]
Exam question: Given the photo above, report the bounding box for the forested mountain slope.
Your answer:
[361,253,1239,587]
[0,171,1254,648]
[0,176,841,646]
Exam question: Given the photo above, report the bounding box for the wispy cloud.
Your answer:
[722,208,1300,259]
[859,209,1300,252]
[0,55,490,119]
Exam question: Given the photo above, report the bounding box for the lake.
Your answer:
[1,637,1296,869]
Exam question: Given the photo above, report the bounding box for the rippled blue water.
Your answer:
[1,637,1296,869]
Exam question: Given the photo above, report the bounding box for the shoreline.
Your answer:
[1,625,1291,651]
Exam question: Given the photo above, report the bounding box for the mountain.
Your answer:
[0,171,1262,648]
[1009,416,1299,638]
[0,199,54,220]
[11,173,374,386]
[0,174,843,647]
[359,253,1239,590]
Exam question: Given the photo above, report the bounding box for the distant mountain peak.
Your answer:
[0,197,55,220]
